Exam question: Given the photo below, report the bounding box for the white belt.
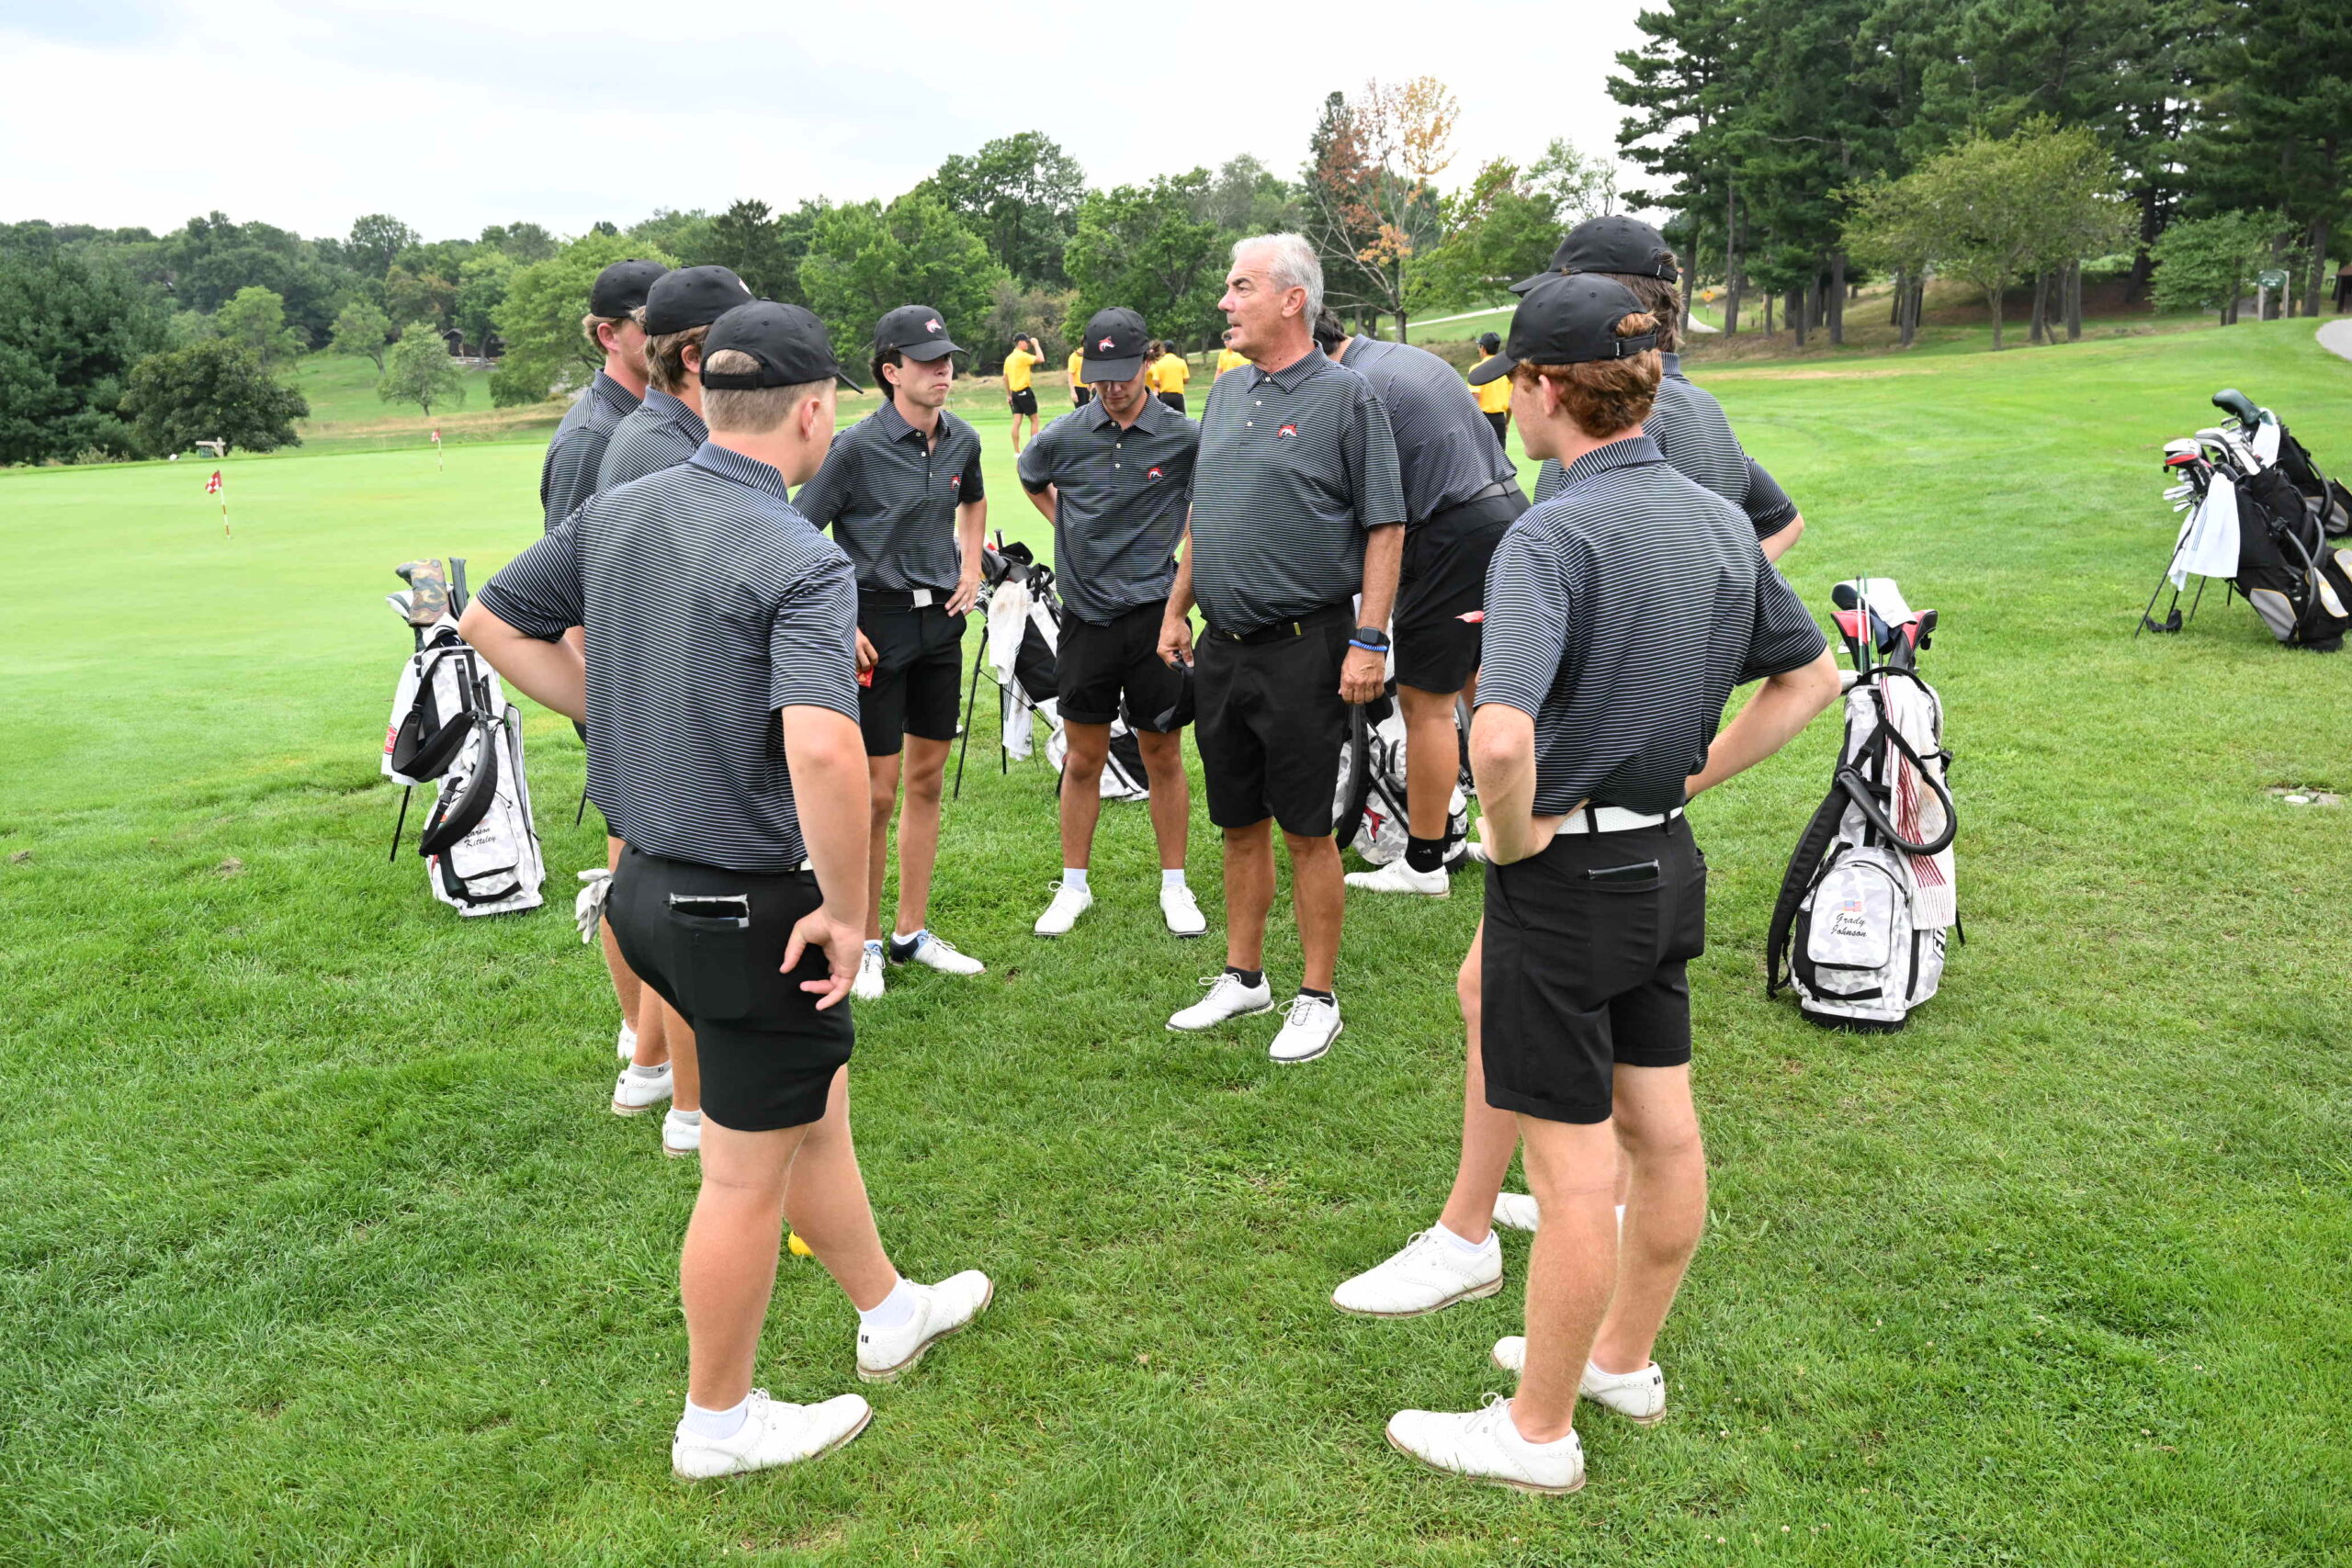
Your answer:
[1552,804,1683,838]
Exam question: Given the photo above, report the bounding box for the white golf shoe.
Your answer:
[1167,972,1274,1032]
[612,1063,673,1116]
[1034,883,1093,937]
[1332,1226,1503,1317]
[662,1109,701,1159]
[1159,883,1206,937]
[1487,1341,1668,1424]
[852,942,886,1001]
[889,931,986,976]
[671,1389,872,1480]
[1268,993,1342,1064]
[1344,860,1450,897]
[616,1021,637,1062]
[1491,1193,1540,1232]
[1386,1395,1585,1495]
[855,1270,995,1382]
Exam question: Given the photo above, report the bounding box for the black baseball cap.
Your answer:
[641,265,753,334]
[1079,307,1149,382]
[874,304,964,361]
[1510,214,1679,293]
[590,259,668,318]
[1468,275,1658,385]
[1477,331,1501,353]
[700,301,864,393]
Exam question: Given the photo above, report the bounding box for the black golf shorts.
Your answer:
[1059,599,1189,730]
[1157,391,1188,414]
[1482,814,1706,1124]
[1485,411,1510,448]
[1009,388,1040,416]
[858,601,966,757]
[1193,604,1352,836]
[1074,388,1092,407]
[607,845,854,1133]
[1396,486,1528,694]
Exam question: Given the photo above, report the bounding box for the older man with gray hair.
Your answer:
[1157,234,1408,1065]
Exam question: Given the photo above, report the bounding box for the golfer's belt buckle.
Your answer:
[909,588,937,608]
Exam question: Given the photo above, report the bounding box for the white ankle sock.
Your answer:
[680,1394,749,1440]
[1433,1221,1493,1257]
[668,1109,700,1125]
[1161,868,1187,889]
[1063,867,1090,890]
[628,1063,667,1080]
[858,1275,917,1331]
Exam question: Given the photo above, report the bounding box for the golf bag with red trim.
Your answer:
[1769,579,1957,1032]
[1331,682,1469,867]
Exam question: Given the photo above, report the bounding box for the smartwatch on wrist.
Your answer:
[1349,626,1390,654]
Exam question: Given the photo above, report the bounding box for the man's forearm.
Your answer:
[458,604,586,721]
[1469,706,1545,863]
[782,706,872,932]
[957,500,988,575]
[1358,523,1404,626]
[1165,525,1196,619]
[1686,646,1840,798]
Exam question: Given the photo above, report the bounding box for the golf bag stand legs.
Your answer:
[953,626,988,801]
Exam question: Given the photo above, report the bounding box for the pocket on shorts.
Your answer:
[1663,851,1708,964]
[667,897,755,1021]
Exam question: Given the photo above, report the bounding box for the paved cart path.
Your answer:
[2318,318,2352,362]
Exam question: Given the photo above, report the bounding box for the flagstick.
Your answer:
[222,499,231,538]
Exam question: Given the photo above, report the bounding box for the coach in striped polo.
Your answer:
[597,265,752,492]
[795,305,989,1001]
[1521,217,1805,562]
[463,301,996,1481]
[539,259,663,531]
[1157,234,1407,1065]
[1019,307,1204,941]
[1382,276,1835,1495]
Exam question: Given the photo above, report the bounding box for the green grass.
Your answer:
[6,318,2351,1565]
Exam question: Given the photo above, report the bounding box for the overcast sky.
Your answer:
[1,0,1657,242]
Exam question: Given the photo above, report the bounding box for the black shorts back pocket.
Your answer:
[667,894,755,1023]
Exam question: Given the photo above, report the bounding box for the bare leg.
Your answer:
[1137,729,1191,871]
[681,1115,811,1411]
[665,1006,698,1116]
[892,735,953,937]
[603,834,643,1023]
[1397,682,1465,843]
[1283,830,1344,993]
[780,1067,897,1311]
[1437,919,1519,1244]
[1222,821,1274,972]
[1589,1065,1706,1374]
[1510,1114,1622,1442]
[864,752,901,944]
[1057,722,1110,869]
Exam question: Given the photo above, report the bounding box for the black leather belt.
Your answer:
[859,587,954,609]
[1204,602,1351,646]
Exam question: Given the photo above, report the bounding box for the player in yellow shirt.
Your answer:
[1003,333,1044,452]
[1472,331,1512,448]
[1214,326,1249,379]
[1151,344,1192,413]
[1068,344,1091,408]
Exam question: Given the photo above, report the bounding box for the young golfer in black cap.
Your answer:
[539,258,665,532]
[795,306,990,1002]
[597,265,754,493]
[1383,276,1836,1495]
[1018,307,1204,940]
[463,300,995,1482]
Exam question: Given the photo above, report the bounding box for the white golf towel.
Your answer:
[1882,675,1956,931]
[2253,419,2281,463]
[2171,472,2242,589]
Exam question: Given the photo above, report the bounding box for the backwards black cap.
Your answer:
[1079,306,1150,383]
[701,300,864,393]
[874,304,964,361]
[590,259,668,318]
[642,265,753,334]
[1510,214,1679,294]
[1468,275,1658,385]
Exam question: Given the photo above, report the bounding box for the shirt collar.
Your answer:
[1556,434,1665,489]
[590,371,639,413]
[644,387,708,443]
[873,396,948,447]
[687,440,792,502]
[1080,390,1173,435]
[1248,344,1329,394]
[1658,351,1684,379]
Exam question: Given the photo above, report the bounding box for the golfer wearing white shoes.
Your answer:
[1382,277,1836,1495]
[462,302,994,1481]
[1018,307,1204,941]
[1157,234,1406,1065]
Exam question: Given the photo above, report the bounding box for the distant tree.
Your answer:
[121,340,308,456]
[378,321,466,416]
[1842,175,1938,346]
[1064,172,1227,349]
[1204,154,1304,237]
[382,262,457,328]
[589,220,619,237]
[478,220,557,264]
[453,252,513,352]
[985,279,1078,367]
[2151,211,2278,324]
[488,232,677,406]
[1526,138,1620,228]
[0,246,168,462]
[629,209,714,259]
[165,309,219,349]
[800,192,1008,362]
[1300,77,1458,340]
[213,286,307,371]
[161,211,348,343]
[700,198,828,304]
[329,299,395,369]
[347,214,420,277]
[925,132,1088,286]
[1410,157,1561,314]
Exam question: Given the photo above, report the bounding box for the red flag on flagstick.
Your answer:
[205,469,222,494]
[206,469,230,536]
[431,426,443,470]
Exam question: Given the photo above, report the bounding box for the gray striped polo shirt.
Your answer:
[1339,334,1517,523]
[1532,354,1799,540]
[596,387,708,494]
[1479,434,1826,816]
[1188,346,1408,634]
[539,371,639,531]
[476,443,863,874]
[1016,392,1199,625]
[793,399,987,593]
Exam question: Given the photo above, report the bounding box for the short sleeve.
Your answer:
[959,433,987,502]
[1739,562,1828,682]
[769,547,863,719]
[475,514,585,640]
[1016,420,1057,494]
[1742,457,1799,536]
[791,434,856,527]
[1475,525,1578,719]
[1346,388,1408,529]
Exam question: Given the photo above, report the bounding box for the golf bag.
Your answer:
[2146,426,2352,651]
[964,539,1151,800]
[1768,579,1957,1032]
[381,558,546,916]
[1331,682,1470,865]
[2212,388,2352,539]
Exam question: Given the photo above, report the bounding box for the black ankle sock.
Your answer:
[1226,965,1265,988]
[1405,835,1448,874]
[1297,987,1335,1004]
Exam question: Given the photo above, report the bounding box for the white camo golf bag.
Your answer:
[1768,579,1957,1031]
[971,541,1152,800]
[1332,684,1469,865]
[381,559,545,916]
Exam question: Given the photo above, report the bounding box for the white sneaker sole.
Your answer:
[1334,1270,1501,1319]
[663,1140,698,1160]
[1344,877,1450,897]
[1271,1019,1343,1066]
[1166,999,1276,1032]
[1164,920,1206,939]
[856,1277,996,1383]
[671,1404,873,1481]
[612,1096,667,1117]
[1385,1427,1584,1495]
